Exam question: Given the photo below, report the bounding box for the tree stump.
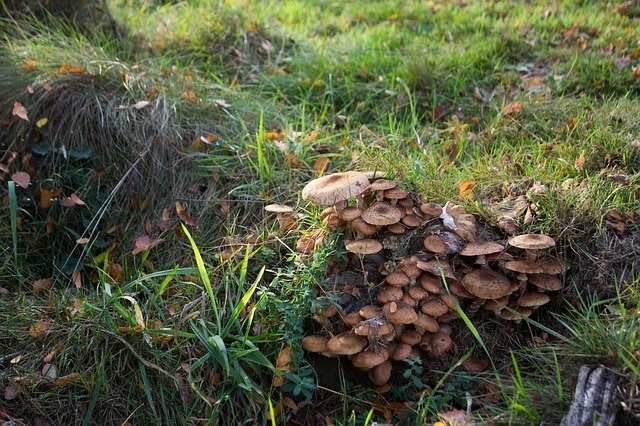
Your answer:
[561,365,620,426]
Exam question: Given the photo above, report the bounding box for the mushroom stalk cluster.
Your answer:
[297,171,565,387]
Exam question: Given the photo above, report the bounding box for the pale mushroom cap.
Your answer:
[354,319,394,337]
[370,179,397,191]
[326,333,368,355]
[361,202,403,226]
[264,204,294,213]
[504,260,545,274]
[518,292,551,308]
[459,241,505,257]
[362,171,386,180]
[302,335,329,353]
[462,269,511,299]
[508,234,556,250]
[345,239,383,254]
[302,171,371,205]
[528,274,562,291]
[383,188,409,200]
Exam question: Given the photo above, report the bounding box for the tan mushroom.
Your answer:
[351,217,378,237]
[420,296,449,317]
[420,202,443,217]
[387,222,407,234]
[423,235,447,254]
[384,302,418,325]
[386,271,410,287]
[368,360,393,386]
[359,305,382,319]
[345,239,383,255]
[528,274,562,291]
[302,171,371,207]
[419,273,442,294]
[392,343,413,361]
[508,234,555,262]
[499,305,533,321]
[351,347,389,370]
[377,286,404,303]
[399,329,422,346]
[459,241,505,266]
[265,204,297,231]
[302,335,329,353]
[429,332,453,356]
[399,262,422,279]
[504,260,545,292]
[370,179,397,191]
[383,187,409,202]
[326,333,368,355]
[343,311,364,326]
[354,318,395,337]
[408,285,429,301]
[462,269,511,300]
[296,236,317,253]
[339,207,363,221]
[402,214,422,227]
[517,292,550,308]
[361,202,403,226]
[415,313,440,333]
[538,257,567,275]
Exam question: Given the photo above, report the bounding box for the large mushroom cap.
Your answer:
[345,239,383,254]
[302,171,371,205]
[361,202,403,226]
[351,348,389,370]
[460,241,504,257]
[508,234,556,250]
[518,292,550,308]
[462,269,511,299]
[327,333,368,355]
[528,274,562,291]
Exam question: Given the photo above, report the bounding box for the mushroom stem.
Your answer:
[524,249,540,263]
[517,272,528,293]
[466,298,485,316]
[335,200,347,211]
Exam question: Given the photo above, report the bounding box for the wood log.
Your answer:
[561,365,620,426]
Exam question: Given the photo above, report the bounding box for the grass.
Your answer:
[0,0,639,423]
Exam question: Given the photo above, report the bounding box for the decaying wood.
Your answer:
[561,365,620,426]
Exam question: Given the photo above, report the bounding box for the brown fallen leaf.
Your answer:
[501,102,524,115]
[176,201,195,226]
[458,179,476,198]
[575,151,586,171]
[24,59,38,69]
[33,278,54,293]
[54,372,82,386]
[312,156,330,174]
[11,171,30,189]
[29,321,50,338]
[71,271,82,289]
[132,235,160,255]
[4,383,18,400]
[12,101,29,121]
[59,64,86,74]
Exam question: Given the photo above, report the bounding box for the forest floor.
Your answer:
[1,0,640,424]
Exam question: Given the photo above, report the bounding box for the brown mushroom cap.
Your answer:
[377,286,404,303]
[296,236,317,253]
[392,343,413,361]
[359,305,382,319]
[343,311,364,326]
[339,207,362,221]
[302,335,329,353]
[508,234,556,250]
[326,333,368,355]
[500,306,533,320]
[354,318,395,336]
[399,330,422,346]
[528,274,562,291]
[429,332,452,356]
[415,313,440,333]
[361,202,403,226]
[345,239,383,254]
[370,179,397,191]
[351,217,378,236]
[383,188,409,200]
[420,296,450,317]
[483,297,509,311]
[352,348,390,370]
[419,274,442,293]
[362,171,386,180]
[384,302,418,325]
[264,204,294,213]
[387,222,407,234]
[423,235,447,254]
[368,360,393,386]
[462,269,511,299]
[504,260,545,274]
[420,203,443,217]
[538,258,567,275]
[408,286,429,300]
[302,171,371,205]
[449,280,476,299]
[460,241,504,257]
[386,271,410,287]
[402,214,423,227]
[518,292,550,308]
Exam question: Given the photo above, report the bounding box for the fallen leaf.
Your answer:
[54,372,81,386]
[214,99,230,108]
[59,64,85,74]
[283,396,298,411]
[132,235,159,255]
[275,345,293,370]
[0,163,8,173]
[461,356,488,372]
[306,130,318,143]
[10,354,23,364]
[12,101,29,121]
[76,237,90,244]
[108,263,124,283]
[24,59,38,69]
[33,278,54,293]
[70,193,85,205]
[44,344,64,363]
[132,100,150,109]
[41,363,57,380]
[458,179,476,198]
[501,102,523,115]
[575,151,586,171]
[313,156,330,174]
[176,201,195,225]
[29,321,50,338]
[181,88,197,102]
[39,188,62,209]
[11,171,30,188]
[140,193,153,211]
[36,117,48,128]
[71,271,82,289]
[4,383,18,400]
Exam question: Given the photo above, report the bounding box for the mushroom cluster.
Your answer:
[298,171,565,386]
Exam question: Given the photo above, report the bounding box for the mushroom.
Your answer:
[528,274,562,292]
[345,239,383,255]
[399,330,422,346]
[385,271,410,287]
[508,234,555,262]
[383,187,409,204]
[402,214,422,228]
[517,292,550,309]
[264,204,298,231]
[302,335,329,353]
[462,269,512,316]
[361,202,403,226]
[343,311,364,326]
[351,217,378,237]
[354,318,395,337]
[387,222,407,234]
[504,260,545,292]
[419,273,442,294]
[428,332,452,356]
[339,207,363,221]
[420,296,449,317]
[359,305,382,319]
[327,333,368,355]
[302,171,371,209]
[499,305,533,322]
[383,302,418,325]
[377,286,404,303]
[296,236,317,253]
[420,202,443,217]
[459,241,505,267]
[351,347,389,370]
[368,360,393,386]
[415,313,440,333]
[392,343,413,361]
[370,179,397,191]
[423,235,447,254]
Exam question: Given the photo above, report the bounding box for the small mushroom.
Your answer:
[345,239,383,255]
[415,313,440,333]
[462,269,512,299]
[408,285,429,301]
[392,343,413,361]
[423,235,447,254]
[420,202,443,217]
[351,217,378,237]
[384,302,418,325]
[420,296,449,317]
[339,207,363,221]
[508,234,555,262]
[302,171,371,208]
[429,332,452,356]
[377,286,404,303]
[459,241,505,266]
[327,333,368,355]
[517,292,550,309]
[361,202,403,226]
[402,214,422,227]
[504,260,546,292]
[528,274,562,291]
[499,305,533,322]
[354,318,395,337]
[387,222,407,234]
[343,311,364,326]
[351,347,389,370]
[419,274,442,293]
[302,335,329,353]
[383,187,409,203]
[399,329,422,346]
[265,204,297,231]
[386,271,410,287]
[368,360,393,386]
[359,305,382,319]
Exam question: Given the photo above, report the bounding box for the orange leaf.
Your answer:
[29,321,50,338]
[501,102,523,115]
[108,263,124,283]
[71,271,82,289]
[59,64,85,74]
[140,194,153,211]
[306,130,318,143]
[12,101,29,121]
[575,151,586,171]
[39,188,62,209]
[181,88,197,102]
[24,59,38,69]
[33,278,54,293]
[54,372,81,386]
[312,156,330,174]
[176,201,195,225]
[458,179,476,198]
[11,171,30,189]
[265,131,284,141]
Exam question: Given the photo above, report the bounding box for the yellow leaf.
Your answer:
[458,179,476,198]
[29,321,50,338]
[312,156,330,175]
[121,295,145,329]
[54,372,82,386]
[24,59,38,69]
[388,12,399,20]
[306,130,318,143]
[76,237,90,245]
[36,117,48,128]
